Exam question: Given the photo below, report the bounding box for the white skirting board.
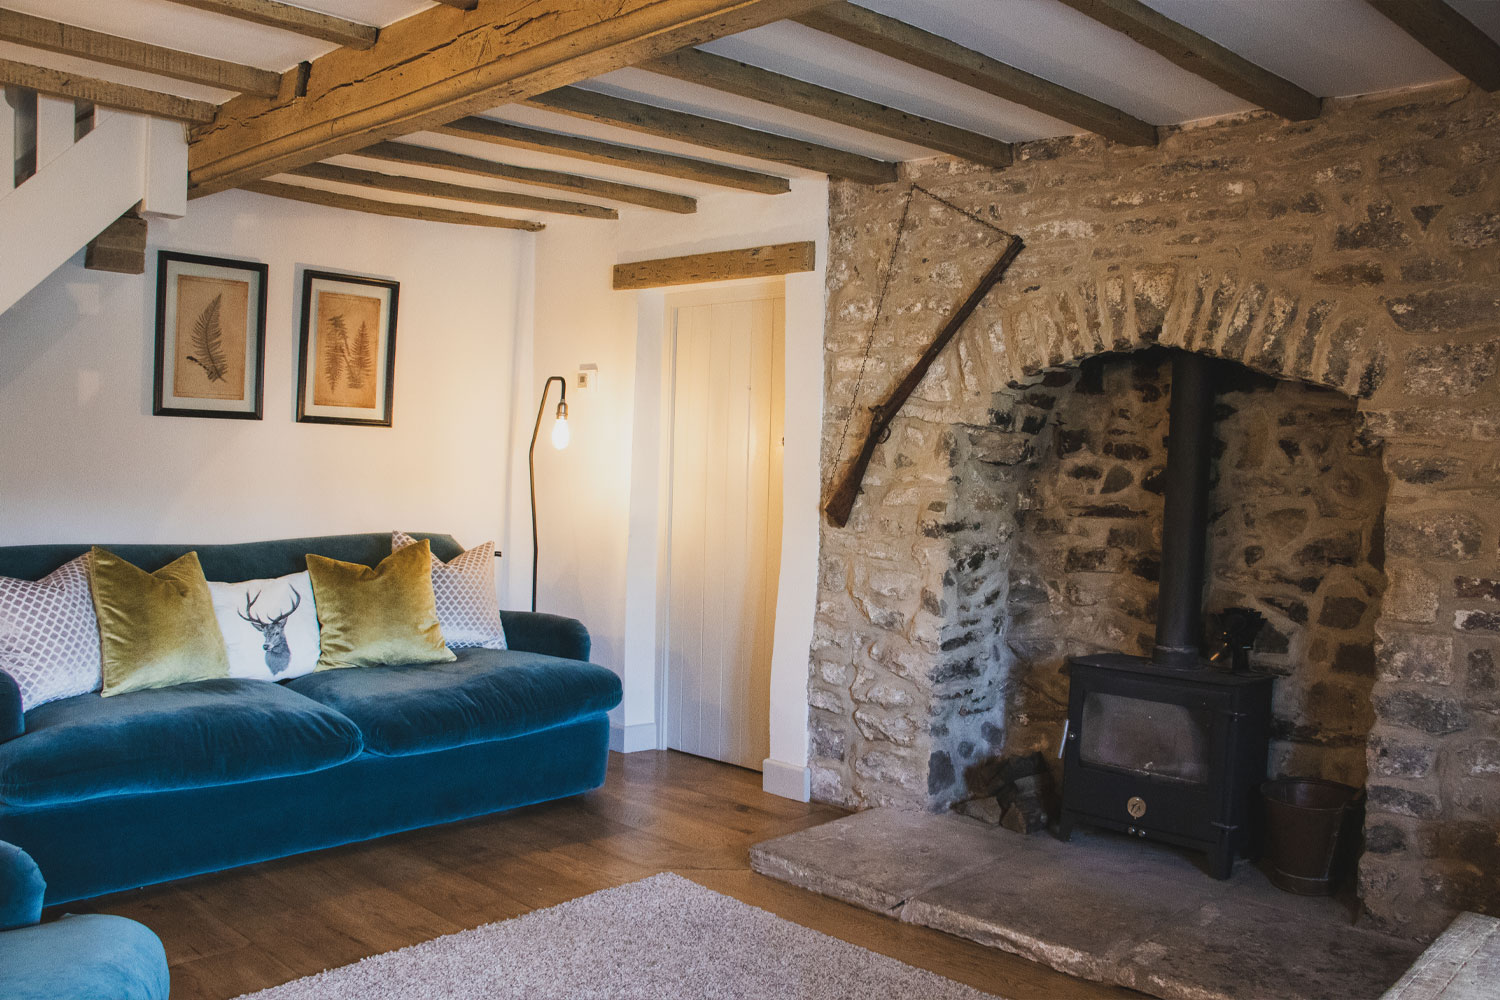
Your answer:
[610,722,658,753]
[762,758,811,802]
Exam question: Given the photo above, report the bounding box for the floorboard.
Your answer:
[58,750,1138,999]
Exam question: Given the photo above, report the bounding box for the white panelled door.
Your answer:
[664,285,784,770]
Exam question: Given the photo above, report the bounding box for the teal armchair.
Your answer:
[0,841,169,1000]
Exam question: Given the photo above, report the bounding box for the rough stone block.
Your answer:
[1378,633,1454,684]
[1385,512,1483,562]
[1403,342,1499,398]
[1374,690,1467,734]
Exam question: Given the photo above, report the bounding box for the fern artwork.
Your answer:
[297,270,398,427]
[310,289,381,411]
[171,274,249,401]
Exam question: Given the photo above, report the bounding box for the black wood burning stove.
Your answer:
[1058,351,1273,879]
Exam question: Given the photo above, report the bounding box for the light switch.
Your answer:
[577,363,598,389]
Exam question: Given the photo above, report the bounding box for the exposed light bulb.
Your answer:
[551,415,570,450]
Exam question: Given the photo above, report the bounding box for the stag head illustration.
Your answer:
[237,587,302,676]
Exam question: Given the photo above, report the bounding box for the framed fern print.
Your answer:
[153,251,268,419]
[296,270,399,427]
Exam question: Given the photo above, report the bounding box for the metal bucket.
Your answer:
[1261,778,1364,895]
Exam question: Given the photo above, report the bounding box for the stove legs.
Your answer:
[1209,835,1235,880]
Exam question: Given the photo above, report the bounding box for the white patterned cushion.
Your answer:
[392,530,506,649]
[210,572,321,681]
[0,554,102,711]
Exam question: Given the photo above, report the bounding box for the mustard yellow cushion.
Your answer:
[305,539,455,671]
[89,547,231,697]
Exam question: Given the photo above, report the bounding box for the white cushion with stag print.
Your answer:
[210,572,320,681]
[392,530,507,650]
[0,553,102,711]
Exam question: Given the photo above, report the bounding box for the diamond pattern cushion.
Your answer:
[0,555,101,711]
[392,530,506,649]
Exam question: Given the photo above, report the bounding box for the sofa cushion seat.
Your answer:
[285,647,622,757]
[0,680,364,807]
[0,913,169,1000]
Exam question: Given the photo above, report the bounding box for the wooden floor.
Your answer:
[63,751,1137,999]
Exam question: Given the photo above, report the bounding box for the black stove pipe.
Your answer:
[1152,351,1217,668]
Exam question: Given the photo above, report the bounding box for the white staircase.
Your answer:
[0,88,187,317]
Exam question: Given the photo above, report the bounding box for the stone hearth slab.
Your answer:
[752,808,1425,1000]
[748,808,1019,914]
[1382,912,1500,1000]
[1115,896,1421,1000]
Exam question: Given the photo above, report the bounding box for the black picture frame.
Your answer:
[296,269,399,427]
[153,251,268,420]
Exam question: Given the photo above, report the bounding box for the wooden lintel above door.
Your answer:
[613,241,815,290]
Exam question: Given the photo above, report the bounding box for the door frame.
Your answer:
[654,278,787,760]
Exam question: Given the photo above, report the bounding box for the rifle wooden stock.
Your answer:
[824,236,1023,528]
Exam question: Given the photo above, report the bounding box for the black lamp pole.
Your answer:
[528,376,568,612]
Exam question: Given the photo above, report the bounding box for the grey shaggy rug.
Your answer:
[235,872,998,999]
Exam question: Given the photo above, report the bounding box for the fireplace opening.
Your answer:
[984,347,1388,876]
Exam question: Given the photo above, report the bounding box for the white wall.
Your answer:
[0,189,535,608]
[531,178,827,797]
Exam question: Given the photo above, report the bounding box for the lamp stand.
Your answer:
[528,375,567,612]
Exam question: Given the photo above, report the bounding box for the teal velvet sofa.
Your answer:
[0,533,621,906]
[0,840,169,1000]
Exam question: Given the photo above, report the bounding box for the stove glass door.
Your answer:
[1079,691,1212,784]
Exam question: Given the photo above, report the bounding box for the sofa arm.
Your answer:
[0,841,45,931]
[0,671,21,744]
[500,611,591,662]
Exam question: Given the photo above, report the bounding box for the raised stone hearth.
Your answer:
[752,810,1424,1000]
[811,83,1500,938]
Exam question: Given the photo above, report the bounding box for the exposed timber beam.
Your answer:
[289,161,618,220]
[358,140,696,213]
[1367,0,1500,91]
[644,47,1013,168]
[526,87,898,185]
[158,0,377,50]
[613,241,815,289]
[186,0,832,197]
[0,9,281,97]
[0,58,216,122]
[1054,0,1322,121]
[793,2,1157,147]
[239,180,545,230]
[435,117,791,194]
[85,209,148,274]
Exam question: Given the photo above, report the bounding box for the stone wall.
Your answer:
[810,82,1500,938]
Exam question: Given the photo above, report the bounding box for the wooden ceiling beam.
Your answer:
[613,241,815,289]
[526,87,898,185]
[0,9,281,97]
[158,0,378,50]
[1367,0,1500,91]
[358,140,697,213]
[186,0,832,197]
[288,161,618,219]
[1054,0,1322,121]
[435,117,791,194]
[644,47,1013,168]
[793,2,1157,147]
[0,58,216,122]
[239,180,545,230]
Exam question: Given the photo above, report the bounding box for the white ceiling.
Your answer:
[11,0,1498,228]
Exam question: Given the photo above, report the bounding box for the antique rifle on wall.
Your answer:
[824,234,1024,528]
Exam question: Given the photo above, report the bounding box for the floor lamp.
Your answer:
[528,375,569,612]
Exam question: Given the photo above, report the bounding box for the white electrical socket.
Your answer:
[577,363,598,389]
